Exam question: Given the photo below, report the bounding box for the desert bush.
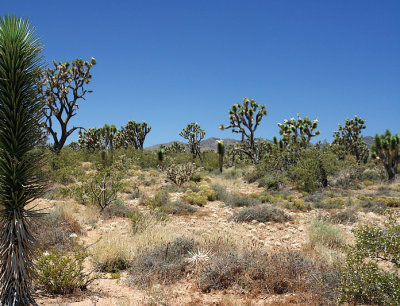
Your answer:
[225,194,259,207]
[210,183,230,201]
[102,200,137,219]
[283,199,312,211]
[313,197,346,209]
[259,193,286,204]
[35,208,81,252]
[361,166,386,182]
[34,246,95,295]
[166,163,196,186]
[338,216,400,305]
[150,190,170,209]
[230,205,290,223]
[91,233,134,272]
[376,196,400,207]
[243,169,264,183]
[181,189,207,206]
[129,237,194,288]
[257,174,286,191]
[308,220,344,249]
[222,167,242,180]
[198,250,340,303]
[328,209,358,224]
[181,184,216,206]
[166,199,197,215]
[84,170,124,211]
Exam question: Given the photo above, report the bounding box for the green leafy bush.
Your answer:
[308,220,344,249]
[34,246,95,294]
[339,216,400,304]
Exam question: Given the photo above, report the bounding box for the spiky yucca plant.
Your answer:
[217,140,224,173]
[0,16,44,305]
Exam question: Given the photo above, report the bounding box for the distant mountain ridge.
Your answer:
[146,136,377,151]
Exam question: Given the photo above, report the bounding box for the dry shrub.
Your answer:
[35,203,83,251]
[197,250,339,304]
[230,205,290,223]
[129,237,195,288]
[91,232,135,272]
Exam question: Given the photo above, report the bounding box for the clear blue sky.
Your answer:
[3,1,399,146]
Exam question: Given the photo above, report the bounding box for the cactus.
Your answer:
[165,141,186,154]
[278,114,320,150]
[179,123,205,161]
[333,116,369,163]
[217,140,225,173]
[166,163,196,186]
[220,97,267,164]
[39,57,96,153]
[371,130,399,180]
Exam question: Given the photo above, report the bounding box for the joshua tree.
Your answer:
[332,116,369,163]
[217,140,225,173]
[371,130,399,181]
[277,114,320,150]
[116,120,151,150]
[38,57,96,153]
[219,97,267,164]
[0,15,44,304]
[180,122,205,160]
[78,127,102,151]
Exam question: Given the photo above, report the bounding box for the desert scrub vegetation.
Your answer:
[197,250,339,303]
[338,215,400,305]
[181,183,216,206]
[230,205,290,223]
[34,246,95,295]
[91,233,135,273]
[129,237,195,288]
[308,219,344,249]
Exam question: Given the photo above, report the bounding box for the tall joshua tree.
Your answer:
[38,57,96,153]
[371,130,399,181]
[219,97,267,164]
[180,122,205,161]
[0,15,44,304]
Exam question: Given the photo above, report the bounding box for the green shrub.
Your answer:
[226,195,259,207]
[328,209,358,224]
[230,205,290,223]
[308,220,344,249]
[258,174,287,191]
[181,184,216,206]
[361,167,385,182]
[210,183,230,201]
[338,216,400,305]
[222,168,242,180]
[165,199,197,215]
[150,190,170,209]
[34,246,95,295]
[102,200,138,219]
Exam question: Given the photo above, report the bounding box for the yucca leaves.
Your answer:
[0,15,44,305]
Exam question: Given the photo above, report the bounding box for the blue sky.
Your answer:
[3,1,399,146]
